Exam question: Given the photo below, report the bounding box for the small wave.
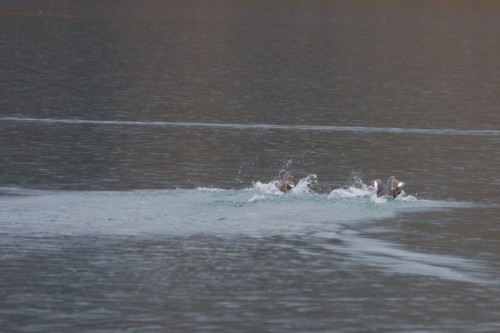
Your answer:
[0,186,51,197]
[196,187,226,192]
[248,194,269,203]
[1,117,498,137]
[313,230,494,285]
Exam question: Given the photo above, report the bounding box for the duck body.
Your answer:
[372,176,405,199]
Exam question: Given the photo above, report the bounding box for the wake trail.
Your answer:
[1,117,499,137]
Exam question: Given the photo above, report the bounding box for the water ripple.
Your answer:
[1,117,499,137]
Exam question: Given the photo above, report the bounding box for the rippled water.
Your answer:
[2,185,499,332]
[1,1,500,332]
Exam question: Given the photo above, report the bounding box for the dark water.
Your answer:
[1,1,500,332]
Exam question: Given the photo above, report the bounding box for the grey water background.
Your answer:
[1,1,500,332]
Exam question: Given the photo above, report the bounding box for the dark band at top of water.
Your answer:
[1,117,499,137]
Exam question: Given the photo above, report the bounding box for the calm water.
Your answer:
[1,1,500,332]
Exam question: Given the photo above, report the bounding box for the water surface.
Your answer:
[1,1,499,332]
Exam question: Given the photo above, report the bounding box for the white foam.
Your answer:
[252,174,318,196]
[329,186,371,199]
[252,181,284,196]
[291,174,317,194]
[196,187,225,192]
[328,177,375,199]
[0,185,475,238]
[328,180,417,204]
[248,194,268,203]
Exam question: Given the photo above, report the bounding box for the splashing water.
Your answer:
[0,174,469,238]
[328,176,416,203]
[0,182,486,287]
[251,174,318,200]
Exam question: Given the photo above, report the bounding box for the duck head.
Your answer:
[388,176,405,198]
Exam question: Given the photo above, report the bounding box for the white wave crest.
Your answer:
[328,176,375,199]
[251,174,318,198]
[329,186,372,199]
[252,181,284,195]
[291,174,317,194]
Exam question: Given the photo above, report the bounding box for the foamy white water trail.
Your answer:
[0,183,469,237]
[1,184,493,286]
[1,117,499,137]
